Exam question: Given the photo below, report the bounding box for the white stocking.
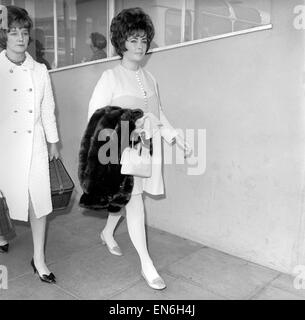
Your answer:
[126,194,160,281]
[0,235,8,246]
[102,211,122,248]
[29,194,50,275]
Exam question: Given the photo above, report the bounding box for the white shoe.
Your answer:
[141,270,167,290]
[100,231,123,256]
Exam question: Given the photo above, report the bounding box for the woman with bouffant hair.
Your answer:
[110,7,155,57]
[0,5,60,284]
[88,7,190,290]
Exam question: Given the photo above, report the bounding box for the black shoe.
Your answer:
[0,243,9,253]
[30,258,56,284]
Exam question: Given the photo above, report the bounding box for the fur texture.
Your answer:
[78,106,144,212]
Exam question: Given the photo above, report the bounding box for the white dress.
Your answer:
[0,50,59,221]
[88,64,178,195]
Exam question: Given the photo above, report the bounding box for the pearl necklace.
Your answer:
[135,69,148,109]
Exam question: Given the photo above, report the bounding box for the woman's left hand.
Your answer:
[49,143,60,160]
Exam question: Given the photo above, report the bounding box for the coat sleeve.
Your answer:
[41,65,59,143]
[151,75,178,144]
[159,109,179,144]
[88,70,114,121]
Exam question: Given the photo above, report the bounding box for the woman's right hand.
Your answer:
[176,136,192,158]
[49,143,60,160]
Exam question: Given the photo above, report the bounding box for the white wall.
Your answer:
[50,0,305,274]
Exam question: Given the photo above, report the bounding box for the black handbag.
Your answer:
[49,158,74,211]
[0,190,16,240]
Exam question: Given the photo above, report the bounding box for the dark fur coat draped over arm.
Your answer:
[78,106,144,212]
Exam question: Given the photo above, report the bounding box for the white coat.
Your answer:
[0,50,59,222]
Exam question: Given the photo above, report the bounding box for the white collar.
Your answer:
[0,50,34,70]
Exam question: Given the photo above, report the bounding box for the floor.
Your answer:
[0,201,304,300]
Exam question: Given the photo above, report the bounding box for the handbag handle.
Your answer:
[0,189,4,198]
[53,159,64,194]
[131,134,147,156]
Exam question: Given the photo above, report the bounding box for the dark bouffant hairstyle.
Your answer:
[0,5,33,49]
[110,7,155,58]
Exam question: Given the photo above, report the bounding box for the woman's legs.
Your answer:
[125,194,161,282]
[0,235,8,246]
[29,196,51,275]
[102,212,122,248]
[102,194,163,283]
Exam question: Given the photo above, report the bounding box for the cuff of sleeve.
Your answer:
[46,135,59,144]
[160,127,178,144]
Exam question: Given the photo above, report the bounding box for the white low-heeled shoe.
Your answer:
[100,232,123,256]
[141,270,167,290]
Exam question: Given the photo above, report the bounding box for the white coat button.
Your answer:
[13,88,17,92]
[9,69,13,73]
[28,110,33,113]
[27,130,32,134]
[28,88,32,92]
[14,110,18,113]
[13,131,17,133]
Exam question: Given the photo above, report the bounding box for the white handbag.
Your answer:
[120,139,152,178]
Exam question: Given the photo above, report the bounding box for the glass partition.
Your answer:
[115,0,271,48]
[190,0,271,39]
[0,0,272,70]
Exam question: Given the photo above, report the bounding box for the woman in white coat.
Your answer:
[0,6,59,284]
[88,8,191,290]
